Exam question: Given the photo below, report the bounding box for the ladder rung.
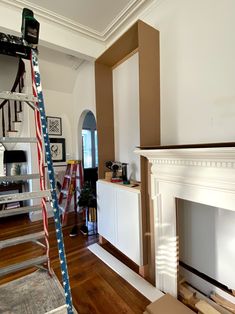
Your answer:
[45,305,68,314]
[60,190,68,195]
[0,204,42,217]
[0,174,40,183]
[58,205,65,213]
[0,137,37,143]
[0,91,38,102]
[0,190,51,204]
[0,231,45,249]
[0,255,48,277]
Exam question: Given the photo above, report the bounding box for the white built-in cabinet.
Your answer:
[97,179,143,266]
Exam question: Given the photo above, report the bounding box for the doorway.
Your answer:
[81,111,98,190]
[82,111,98,169]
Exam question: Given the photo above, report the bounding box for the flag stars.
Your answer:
[32,53,72,311]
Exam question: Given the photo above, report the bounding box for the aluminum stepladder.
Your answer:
[0,49,74,314]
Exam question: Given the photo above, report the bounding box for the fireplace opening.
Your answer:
[177,199,235,311]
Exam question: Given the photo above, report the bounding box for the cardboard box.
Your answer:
[145,294,194,314]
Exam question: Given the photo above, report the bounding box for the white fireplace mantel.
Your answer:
[135,147,235,296]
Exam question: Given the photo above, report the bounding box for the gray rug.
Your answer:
[0,270,66,314]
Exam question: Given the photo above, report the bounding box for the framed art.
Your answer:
[49,138,66,162]
[47,116,62,136]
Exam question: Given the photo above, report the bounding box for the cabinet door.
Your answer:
[115,189,143,265]
[97,181,116,245]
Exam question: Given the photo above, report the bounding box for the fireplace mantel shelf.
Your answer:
[138,142,235,150]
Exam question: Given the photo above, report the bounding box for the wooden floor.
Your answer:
[0,213,150,313]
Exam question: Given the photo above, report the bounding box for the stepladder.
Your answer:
[0,28,75,313]
[58,160,84,226]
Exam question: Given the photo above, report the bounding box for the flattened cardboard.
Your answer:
[145,293,194,314]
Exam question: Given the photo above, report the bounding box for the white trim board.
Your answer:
[88,243,163,302]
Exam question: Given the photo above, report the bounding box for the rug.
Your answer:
[0,270,66,314]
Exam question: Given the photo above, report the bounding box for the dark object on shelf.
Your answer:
[105,161,128,181]
[21,8,40,45]
[0,182,23,210]
[4,150,27,176]
[3,150,27,163]
[121,163,128,182]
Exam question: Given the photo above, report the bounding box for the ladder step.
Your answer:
[0,190,51,204]
[58,205,65,213]
[45,305,68,314]
[0,137,37,143]
[0,255,48,277]
[0,91,38,102]
[61,189,68,195]
[0,173,40,183]
[0,231,45,249]
[0,204,42,217]
[6,130,18,133]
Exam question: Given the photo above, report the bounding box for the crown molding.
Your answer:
[0,0,156,43]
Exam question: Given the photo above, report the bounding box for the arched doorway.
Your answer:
[81,111,98,170]
[77,110,98,194]
[76,110,98,236]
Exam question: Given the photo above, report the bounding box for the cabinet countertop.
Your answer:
[98,179,141,193]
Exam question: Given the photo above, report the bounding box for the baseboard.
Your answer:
[88,243,163,302]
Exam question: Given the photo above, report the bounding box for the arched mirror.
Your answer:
[0,143,5,176]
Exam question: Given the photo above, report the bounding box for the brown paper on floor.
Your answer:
[145,293,194,314]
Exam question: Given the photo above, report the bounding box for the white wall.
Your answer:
[138,0,235,291]
[113,53,140,181]
[72,61,96,160]
[0,55,18,91]
[141,0,235,145]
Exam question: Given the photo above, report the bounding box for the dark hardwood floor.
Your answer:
[0,212,150,313]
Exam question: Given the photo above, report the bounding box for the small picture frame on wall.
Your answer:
[49,138,66,162]
[47,116,62,136]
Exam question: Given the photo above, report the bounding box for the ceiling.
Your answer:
[0,0,156,69]
[7,0,153,41]
[26,0,134,34]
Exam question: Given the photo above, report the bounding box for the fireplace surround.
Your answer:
[136,145,235,298]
